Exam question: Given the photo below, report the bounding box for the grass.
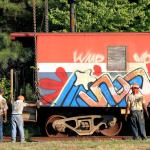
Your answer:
[0,139,150,150]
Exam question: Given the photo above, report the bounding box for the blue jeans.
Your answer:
[11,115,25,142]
[130,110,147,139]
[0,115,3,141]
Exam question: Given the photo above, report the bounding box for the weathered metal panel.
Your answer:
[107,46,126,71]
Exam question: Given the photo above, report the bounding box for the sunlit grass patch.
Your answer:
[0,139,150,150]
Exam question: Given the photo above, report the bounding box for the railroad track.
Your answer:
[4,136,149,142]
[31,136,131,142]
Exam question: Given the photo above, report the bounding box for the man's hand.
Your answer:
[36,100,40,108]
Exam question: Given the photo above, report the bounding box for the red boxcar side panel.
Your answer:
[36,33,150,108]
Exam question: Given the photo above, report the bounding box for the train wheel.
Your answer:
[45,115,66,137]
[99,118,122,137]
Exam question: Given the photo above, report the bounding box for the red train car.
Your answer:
[11,32,150,137]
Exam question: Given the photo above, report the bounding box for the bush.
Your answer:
[0,77,10,101]
[20,83,37,102]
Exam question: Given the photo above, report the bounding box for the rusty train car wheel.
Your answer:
[45,115,66,137]
[99,120,122,137]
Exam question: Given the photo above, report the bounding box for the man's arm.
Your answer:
[125,95,131,120]
[3,100,8,123]
[3,110,7,123]
[142,96,149,118]
[125,103,130,120]
[25,102,37,107]
[143,103,149,118]
[27,103,37,107]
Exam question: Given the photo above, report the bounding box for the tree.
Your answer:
[48,0,150,32]
[0,33,33,76]
[0,0,150,33]
[0,0,44,32]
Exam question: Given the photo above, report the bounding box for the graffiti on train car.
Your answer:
[134,51,150,63]
[73,50,105,63]
[39,67,150,107]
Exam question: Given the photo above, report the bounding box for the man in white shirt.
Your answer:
[125,83,149,140]
[0,89,8,142]
[11,95,36,143]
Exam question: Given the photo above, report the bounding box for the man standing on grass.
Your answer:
[0,88,8,142]
[11,95,36,143]
[125,83,149,140]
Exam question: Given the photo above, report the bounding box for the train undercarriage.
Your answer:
[24,106,150,137]
[37,107,124,137]
[45,115,122,137]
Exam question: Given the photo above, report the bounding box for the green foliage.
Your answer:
[0,33,33,75]
[20,83,36,101]
[48,0,70,32]
[0,33,34,100]
[0,1,26,32]
[0,0,44,32]
[48,0,150,32]
[0,77,10,101]
[0,0,150,33]
[77,0,150,32]
[24,128,32,142]
[24,123,41,141]
[0,33,21,69]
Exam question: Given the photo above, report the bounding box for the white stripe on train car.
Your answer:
[37,63,107,72]
[37,63,148,73]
